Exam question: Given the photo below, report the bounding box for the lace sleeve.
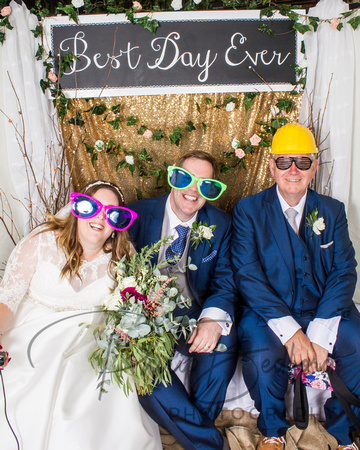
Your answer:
[0,230,43,313]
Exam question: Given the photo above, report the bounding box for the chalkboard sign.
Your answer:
[43,11,302,98]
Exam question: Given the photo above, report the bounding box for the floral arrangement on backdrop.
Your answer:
[88,237,198,396]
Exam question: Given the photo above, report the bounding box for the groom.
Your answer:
[231,123,360,449]
[127,150,238,449]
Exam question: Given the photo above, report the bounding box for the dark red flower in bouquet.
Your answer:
[120,287,147,303]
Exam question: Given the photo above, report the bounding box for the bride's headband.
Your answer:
[84,180,125,204]
[55,181,125,219]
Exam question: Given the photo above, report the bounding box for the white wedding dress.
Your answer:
[0,230,162,450]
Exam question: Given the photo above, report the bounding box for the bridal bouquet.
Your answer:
[89,237,197,396]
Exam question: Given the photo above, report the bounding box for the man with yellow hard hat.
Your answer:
[231,122,360,449]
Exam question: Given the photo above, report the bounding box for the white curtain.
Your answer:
[299,0,354,208]
[349,26,360,305]
[1,0,60,233]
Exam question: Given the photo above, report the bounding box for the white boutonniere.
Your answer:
[190,221,216,250]
[306,208,325,238]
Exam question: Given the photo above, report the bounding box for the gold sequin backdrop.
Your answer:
[61,91,302,213]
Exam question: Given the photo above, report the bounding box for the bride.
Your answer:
[0,180,162,450]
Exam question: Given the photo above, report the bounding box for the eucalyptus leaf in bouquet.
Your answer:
[89,236,197,396]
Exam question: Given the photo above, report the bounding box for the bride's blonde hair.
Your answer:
[40,181,131,281]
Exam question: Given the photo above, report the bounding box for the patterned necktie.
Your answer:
[165,225,189,265]
[285,208,298,235]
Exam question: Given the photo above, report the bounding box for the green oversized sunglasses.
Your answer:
[167,166,227,201]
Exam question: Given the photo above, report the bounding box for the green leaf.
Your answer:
[138,126,146,135]
[196,102,201,113]
[40,78,51,94]
[111,103,121,114]
[226,96,238,104]
[337,22,344,31]
[92,104,107,115]
[91,153,98,167]
[185,121,196,132]
[276,98,294,113]
[293,22,312,35]
[309,16,320,32]
[152,130,163,141]
[348,15,360,30]
[260,7,274,18]
[68,113,85,127]
[257,23,275,35]
[341,11,354,19]
[287,11,299,21]
[84,143,94,154]
[205,97,212,105]
[201,122,207,134]
[0,31,5,45]
[31,25,43,38]
[35,45,45,61]
[169,126,182,146]
[127,115,138,126]
[108,116,121,130]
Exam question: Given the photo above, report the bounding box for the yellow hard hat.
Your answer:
[270,123,318,154]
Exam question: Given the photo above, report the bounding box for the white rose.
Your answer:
[102,293,120,311]
[199,225,213,240]
[226,102,235,112]
[125,155,135,165]
[171,0,182,10]
[119,276,137,290]
[231,138,240,150]
[313,217,325,235]
[95,140,104,152]
[72,0,84,8]
[298,58,308,69]
[193,0,202,3]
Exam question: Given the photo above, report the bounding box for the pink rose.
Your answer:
[250,133,261,146]
[48,72,58,83]
[1,6,11,16]
[310,379,327,390]
[331,18,339,29]
[143,130,153,139]
[235,148,245,160]
[133,1,142,10]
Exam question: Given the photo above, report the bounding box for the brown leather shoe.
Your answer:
[258,435,286,449]
[337,444,359,450]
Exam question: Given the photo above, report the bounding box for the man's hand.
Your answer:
[188,317,222,353]
[284,329,317,373]
[312,342,328,371]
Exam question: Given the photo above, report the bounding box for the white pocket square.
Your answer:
[320,241,334,249]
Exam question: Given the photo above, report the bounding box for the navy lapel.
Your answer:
[147,195,168,264]
[303,189,321,251]
[187,206,209,269]
[265,185,296,287]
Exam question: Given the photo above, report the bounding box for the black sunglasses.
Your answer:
[274,156,314,171]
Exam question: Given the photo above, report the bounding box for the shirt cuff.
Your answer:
[306,317,341,353]
[267,316,301,345]
[198,307,232,336]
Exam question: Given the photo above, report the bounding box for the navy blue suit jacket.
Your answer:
[231,185,357,323]
[127,194,237,318]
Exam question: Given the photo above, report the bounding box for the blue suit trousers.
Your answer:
[238,308,360,445]
[139,328,238,450]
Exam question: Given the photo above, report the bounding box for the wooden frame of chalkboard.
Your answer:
[43,10,303,98]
